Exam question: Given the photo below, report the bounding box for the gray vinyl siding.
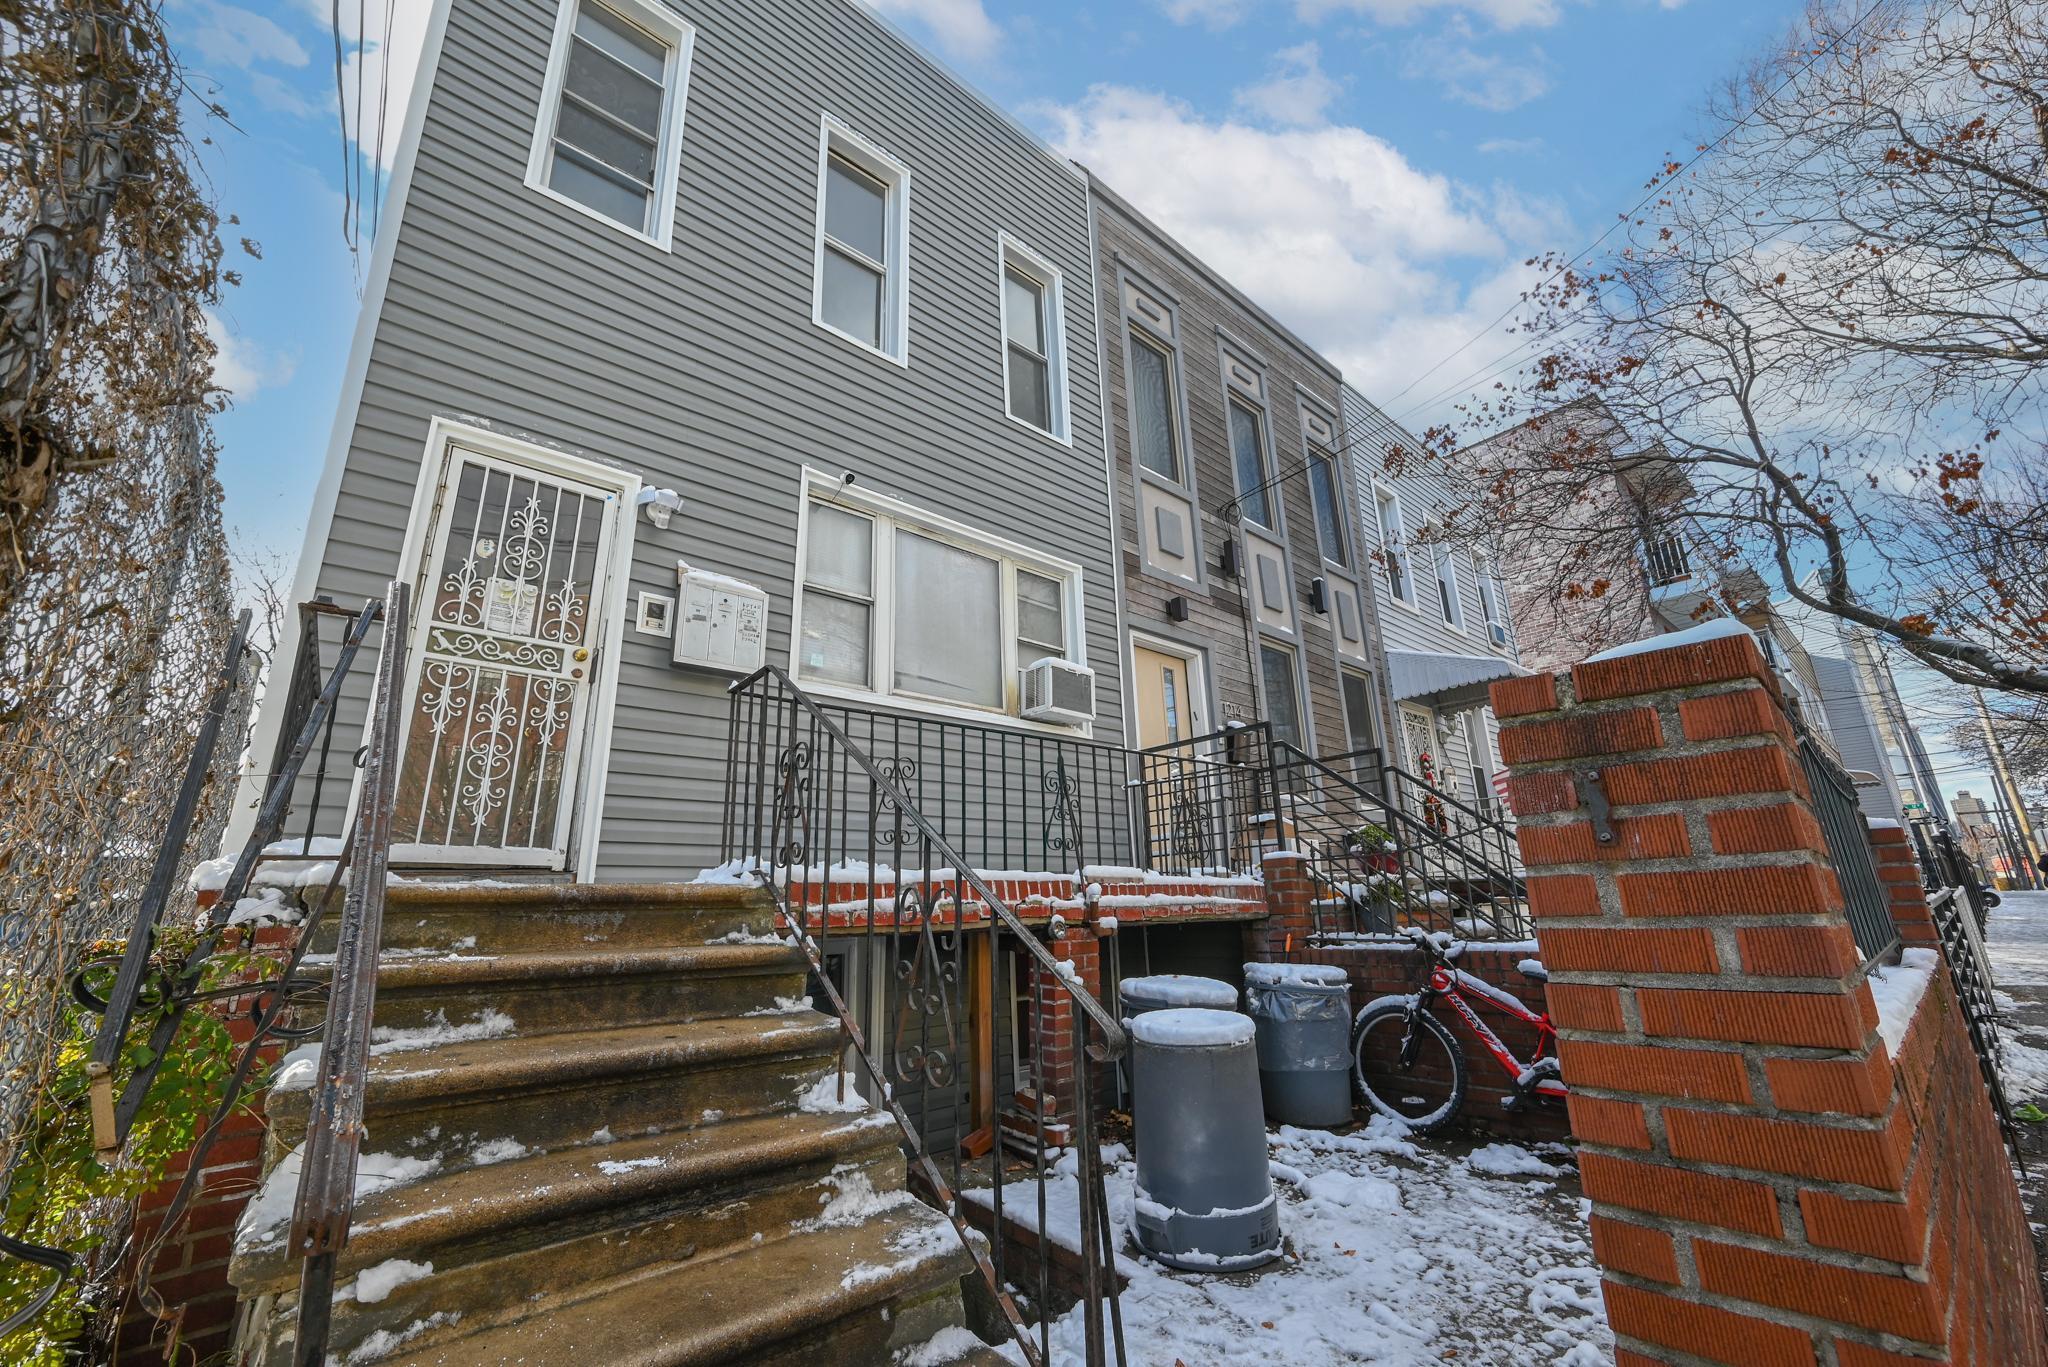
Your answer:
[1087,178,1378,759]
[290,0,1123,880]
[1812,655,1904,823]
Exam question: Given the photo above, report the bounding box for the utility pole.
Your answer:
[1975,688,2043,873]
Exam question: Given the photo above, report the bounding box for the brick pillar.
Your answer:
[1868,823,1940,954]
[1254,851,1316,960]
[1027,927,1103,1127]
[1491,631,2047,1367]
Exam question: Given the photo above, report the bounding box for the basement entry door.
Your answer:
[392,445,623,869]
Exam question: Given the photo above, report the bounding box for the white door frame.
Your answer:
[388,417,641,882]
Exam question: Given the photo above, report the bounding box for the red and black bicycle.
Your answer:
[1349,927,1568,1133]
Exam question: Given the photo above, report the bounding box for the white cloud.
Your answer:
[860,0,1002,61]
[1402,28,1552,110]
[1300,0,1562,28]
[174,0,309,71]
[1158,0,1257,26]
[205,309,298,401]
[246,70,319,120]
[1045,85,1557,410]
[1234,42,1344,127]
[338,0,435,169]
[1477,135,1545,155]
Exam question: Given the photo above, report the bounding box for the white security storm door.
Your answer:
[1398,704,1443,782]
[393,447,623,868]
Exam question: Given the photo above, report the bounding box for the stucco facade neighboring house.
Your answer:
[1343,385,1522,818]
[1084,176,1385,767]
[238,0,1127,883]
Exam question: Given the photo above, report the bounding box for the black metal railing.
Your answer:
[49,586,410,1361]
[1794,735,1902,965]
[723,666,1127,1367]
[1276,743,1531,942]
[1132,724,1280,876]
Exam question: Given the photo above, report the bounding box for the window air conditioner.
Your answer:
[1487,621,1509,648]
[1021,657,1095,726]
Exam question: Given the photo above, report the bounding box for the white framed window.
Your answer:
[524,0,696,249]
[812,116,912,364]
[1127,329,1183,482]
[791,474,1083,724]
[1475,551,1509,649]
[1374,484,1415,607]
[997,235,1070,442]
[1431,536,1465,630]
[1230,399,1276,530]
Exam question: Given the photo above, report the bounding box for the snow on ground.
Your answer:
[983,1120,1608,1366]
[1988,891,2048,987]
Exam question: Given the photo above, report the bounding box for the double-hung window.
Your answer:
[1375,486,1413,605]
[1127,331,1183,481]
[1475,552,1509,648]
[794,483,1081,721]
[1340,669,1379,752]
[1259,644,1305,751]
[1230,400,1275,529]
[998,238,1069,440]
[1432,537,1464,630]
[813,119,910,362]
[526,0,695,247]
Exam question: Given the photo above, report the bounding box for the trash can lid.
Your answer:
[1119,974,1239,1009]
[1243,962,1350,989]
[1130,1008,1256,1049]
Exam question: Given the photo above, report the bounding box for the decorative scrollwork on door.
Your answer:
[890,882,959,1089]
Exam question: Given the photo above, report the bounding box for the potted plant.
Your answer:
[1343,821,1400,875]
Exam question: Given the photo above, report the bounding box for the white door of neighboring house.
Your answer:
[391,436,630,870]
[1397,704,1442,783]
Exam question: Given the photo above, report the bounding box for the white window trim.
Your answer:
[810,114,913,367]
[1373,482,1419,612]
[1431,535,1467,633]
[789,470,1090,735]
[1475,551,1511,652]
[995,233,1072,445]
[523,0,696,251]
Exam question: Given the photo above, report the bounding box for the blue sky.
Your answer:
[165,0,2006,810]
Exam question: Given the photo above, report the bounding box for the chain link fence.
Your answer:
[0,384,253,1185]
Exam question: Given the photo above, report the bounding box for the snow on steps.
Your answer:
[232,879,999,1365]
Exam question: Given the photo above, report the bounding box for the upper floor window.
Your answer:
[1127,331,1183,481]
[1475,552,1509,648]
[794,480,1079,720]
[1374,485,1413,605]
[813,118,911,363]
[1645,531,1692,587]
[1431,538,1464,630]
[1307,453,1349,567]
[1229,400,1275,529]
[1259,643,1305,751]
[526,0,696,248]
[998,237,1070,441]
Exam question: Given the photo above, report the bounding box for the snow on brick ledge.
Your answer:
[1581,618,1754,664]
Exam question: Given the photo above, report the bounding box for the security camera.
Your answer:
[840,471,857,488]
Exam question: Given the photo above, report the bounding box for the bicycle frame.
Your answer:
[1421,962,1569,1100]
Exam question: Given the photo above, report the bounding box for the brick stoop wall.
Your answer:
[1252,852,1571,1144]
[1490,632,2048,1366]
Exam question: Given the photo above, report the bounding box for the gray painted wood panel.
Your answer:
[292,0,1125,880]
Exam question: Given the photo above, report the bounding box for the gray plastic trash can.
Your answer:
[1243,961,1353,1127]
[1118,974,1238,1019]
[1129,1008,1282,1271]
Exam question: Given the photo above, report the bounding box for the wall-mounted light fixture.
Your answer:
[1166,595,1190,623]
[637,487,683,530]
[1308,576,1329,615]
[1219,537,1240,580]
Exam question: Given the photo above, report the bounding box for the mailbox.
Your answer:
[672,563,768,674]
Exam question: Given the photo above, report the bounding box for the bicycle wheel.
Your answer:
[1350,998,1466,1134]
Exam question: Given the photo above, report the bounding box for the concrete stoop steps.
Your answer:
[228,882,994,1366]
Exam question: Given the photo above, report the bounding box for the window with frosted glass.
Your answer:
[894,531,1002,707]
[539,1,676,234]
[1260,645,1304,750]
[1230,400,1273,529]
[798,504,874,686]
[1129,332,1181,481]
[821,155,890,349]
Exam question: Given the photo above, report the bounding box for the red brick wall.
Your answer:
[1492,631,2048,1366]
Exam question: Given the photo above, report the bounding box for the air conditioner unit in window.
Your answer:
[1020,657,1095,726]
[1487,621,1510,648]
